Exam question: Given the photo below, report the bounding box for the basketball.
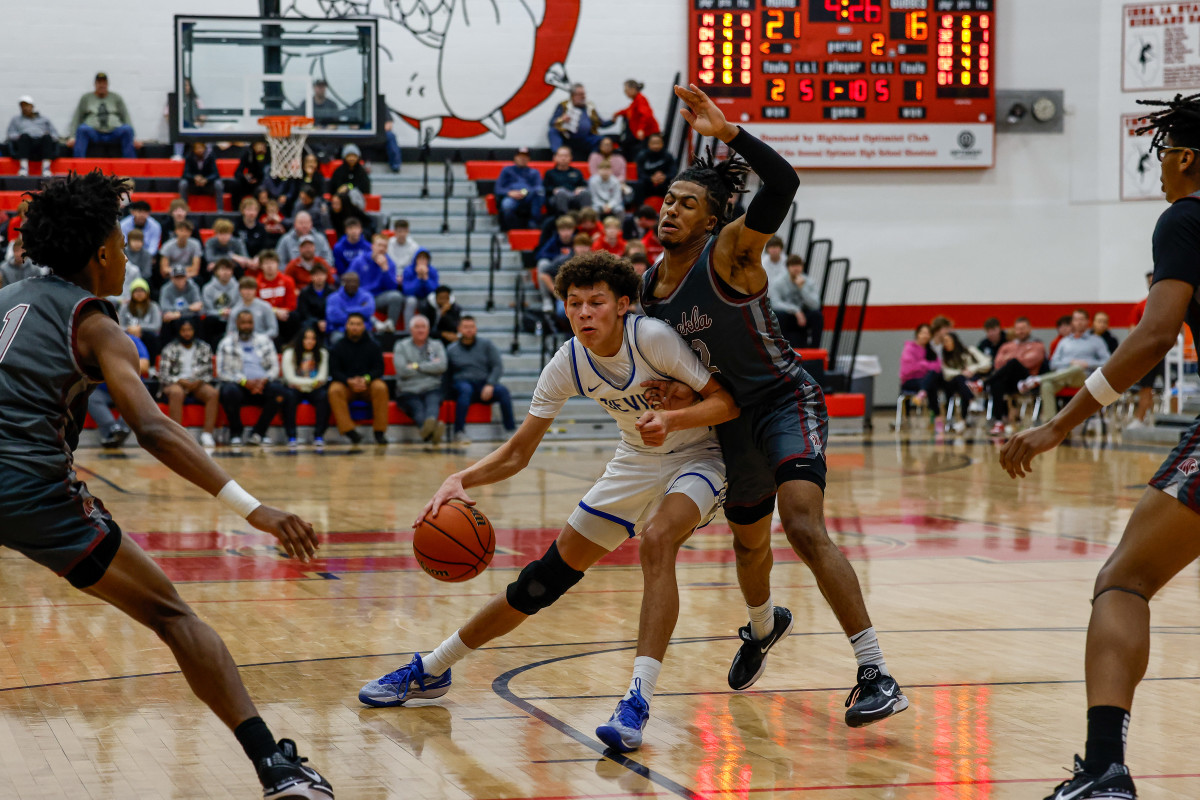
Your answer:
[412,502,496,583]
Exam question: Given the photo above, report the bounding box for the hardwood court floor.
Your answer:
[2,427,1199,799]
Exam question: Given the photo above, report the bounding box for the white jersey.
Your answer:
[529,314,716,454]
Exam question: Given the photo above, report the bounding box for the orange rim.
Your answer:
[257,115,314,138]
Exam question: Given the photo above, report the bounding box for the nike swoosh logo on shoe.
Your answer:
[1057,781,1095,800]
[881,685,895,697]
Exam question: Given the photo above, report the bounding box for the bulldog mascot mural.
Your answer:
[284,0,581,142]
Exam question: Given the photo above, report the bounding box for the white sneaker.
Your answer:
[229,436,243,447]
[248,433,273,448]
[1017,376,1040,394]
[41,161,52,177]
[1125,419,1147,431]
[16,163,28,177]
[199,432,216,447]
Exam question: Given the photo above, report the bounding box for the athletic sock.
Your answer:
[422,630,473,677]
[234,716,279,765]
[748,598,775,641]
[849,627,889,676]
[1084,705,1130,773]
[624,656,662,704]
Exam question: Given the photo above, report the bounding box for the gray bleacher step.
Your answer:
[380,198,482,214]
[392,232,508,249]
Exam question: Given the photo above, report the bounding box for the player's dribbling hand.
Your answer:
[998,422,1067,479]
[247,505,320,562]
[636,410,671,447]
[641,379,697,411]
[675,83,731,139]
[415,476,474,528]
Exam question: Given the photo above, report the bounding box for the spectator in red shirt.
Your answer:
[591,216,625,256]
[286,236,335,290]
[256,250,298,343]
[614,79,659,157]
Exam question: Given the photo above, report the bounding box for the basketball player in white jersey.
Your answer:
[358,251,738,753]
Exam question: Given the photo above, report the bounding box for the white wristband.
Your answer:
[1085,368,1121,407]
[217,480,261,519]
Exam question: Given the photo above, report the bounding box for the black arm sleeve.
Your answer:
[727,126,799,234]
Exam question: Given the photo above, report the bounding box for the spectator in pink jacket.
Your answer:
[900,323,942,399]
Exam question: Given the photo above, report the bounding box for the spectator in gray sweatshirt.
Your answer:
[226,276,279,340]
[588,158,626,217]
[446,316,515,443]
[1022,309,1111,422]
[202,258,240,345]
[393,315,448,444]
[7,95,58,176]
[770,254,823,349]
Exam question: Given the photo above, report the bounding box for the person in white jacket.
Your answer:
[940,332,991,430]
[281,326,331,447]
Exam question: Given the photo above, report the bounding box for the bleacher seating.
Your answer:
[0,157,381,212]
[468,160,638,227]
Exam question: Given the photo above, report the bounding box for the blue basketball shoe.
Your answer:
[358,653,451,707]
[595,680,650,753]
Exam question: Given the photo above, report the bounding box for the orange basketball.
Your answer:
[412,502,496,582]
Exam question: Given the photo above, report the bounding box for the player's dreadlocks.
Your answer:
[20,171,128,276]
[1135,92,1200,151]
[674,145,751,228]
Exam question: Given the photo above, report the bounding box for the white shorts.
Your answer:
[567,441,727,552]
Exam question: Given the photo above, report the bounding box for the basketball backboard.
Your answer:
[173,15,379,141]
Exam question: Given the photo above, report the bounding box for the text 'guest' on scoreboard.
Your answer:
[688,0,995,168]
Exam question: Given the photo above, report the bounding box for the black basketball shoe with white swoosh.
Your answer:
[1043,755,1136,800]
[843,664,909,727]
[728,606,793,690]
[258,739,334,799]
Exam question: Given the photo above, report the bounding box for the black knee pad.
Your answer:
[724,495,776,526]
[506,541,585,615]
[1092,585,1149,605]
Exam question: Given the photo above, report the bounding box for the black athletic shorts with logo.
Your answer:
[717,375,829,525]
[0,467,123,588]
[1149,418,1200,513]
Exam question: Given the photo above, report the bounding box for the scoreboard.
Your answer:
[688,0,995,168]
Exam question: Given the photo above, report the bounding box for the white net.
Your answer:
[260,117,313,179]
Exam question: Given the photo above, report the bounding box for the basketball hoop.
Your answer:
[258,116,314,179]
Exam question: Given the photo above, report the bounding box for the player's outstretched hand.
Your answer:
[998,423,1067,479]
[636,409,672,447]
[247,505,320,562]
[675,84,729,138]
[415,476,474,528]
[641,379,697,411]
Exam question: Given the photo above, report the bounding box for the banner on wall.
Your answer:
[1122,2,1200,91]
[1121,112,1164,200]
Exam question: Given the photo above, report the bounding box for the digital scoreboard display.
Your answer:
[688,0,995,168]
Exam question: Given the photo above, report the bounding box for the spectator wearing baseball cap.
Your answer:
[495,147,544,230]
[66,72,138,158]
[285,234,336,289]
[6,96,58,176]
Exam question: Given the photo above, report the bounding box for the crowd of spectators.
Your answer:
[897,308,1132,434]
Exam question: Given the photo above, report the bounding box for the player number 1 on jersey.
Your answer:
[0,304,30,364]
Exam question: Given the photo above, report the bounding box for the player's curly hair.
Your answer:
[1135,92,1200,152]
[553,251,641,303]
[673,144,750,228]
[20,171,128,276]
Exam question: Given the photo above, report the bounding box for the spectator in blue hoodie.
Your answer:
[325,270,376,342]
[401,248,439,330]
[495,147,544,230]
[333,217,372,275]
[347,233,404,331]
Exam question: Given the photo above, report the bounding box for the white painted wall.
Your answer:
[0,0,1176,308]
